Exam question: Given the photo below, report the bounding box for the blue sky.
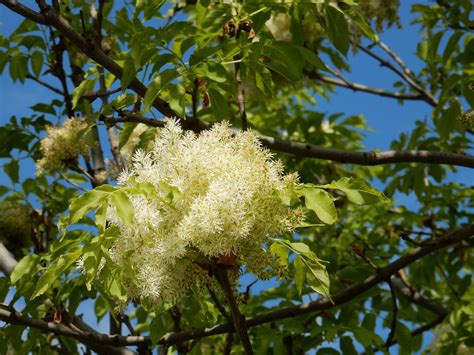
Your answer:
[0,0,469,353]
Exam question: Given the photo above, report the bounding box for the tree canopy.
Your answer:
[0,0,473,354]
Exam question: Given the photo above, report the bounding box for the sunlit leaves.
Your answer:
[318,177,390,205]
[272,239,332,301]
[30,50,43,77]
[110,190,134,225]
[69,189,110,224]
[299,186,338,224]
[31,248,83,299]
[10,254,40,285]
[325,5,350,56]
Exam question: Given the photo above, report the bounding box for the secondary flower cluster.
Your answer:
[36,118,89,175]
[106,120,303,306]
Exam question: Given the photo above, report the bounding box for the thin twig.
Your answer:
[213,267,253,355]
[399,233,423,246]
[310,73,425,101]
[376,41,419,83]
[26,74,64,95]
[390,275,449,316]
[81,87,121,101]
[383,314,446,350]
[358,45,438,106]
[192,78,199,121]
[120,315,136,336]
[208,286,231,322]
[224,333,233,355]
[235,59,248,130]
[385,280,398,349]
[435,260,462,301]
[59,172,87,192]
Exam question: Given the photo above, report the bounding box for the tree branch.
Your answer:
[384,314,447,350]
[0,305,138,354]
[235,60,248,130]
[390,274,449,316]
[26,74,64,95]
[0,243,17,276]
[385,280,398,349]
[311,73,425,101]
[101,114,474,168]
[1,225,471,348]
[0,242,136,355]
[376,41,419,82]
[213,267,253,354]
[0,0,47,24]
[358,45,438,106]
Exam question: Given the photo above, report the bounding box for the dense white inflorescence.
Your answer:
[36,117,89,175]
[106,120,303,306]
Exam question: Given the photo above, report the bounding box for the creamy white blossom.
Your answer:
[107,120,303,306]
[36,117,89,175]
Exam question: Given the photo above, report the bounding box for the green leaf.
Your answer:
[3,159,19,184]
[273,239,332,301]
[108,277,127,302]
[207,87,229,119]
[201,4,230,33]
[340,336,358,355]
[255,64,275,95]
[463,82,474,108]
[346,9,378,42]
[118,122,139,149]
[443,32,463,63]
[325,5,350,55]
[0,185,8,196]
[11,254,40,284]
[69,189,109,224]
[121,56,137,91]
[110,190,134,225]
[30,50,43,77]
[270,243,288,269]
[205,62,229,83]
[150,315,169,344]
[301,187,338,224]
[31,248,82,299]
[94,295,108,322]
[72,76,98,109]
[95,203,107,234]
[319,177,389,205]
[143,75,162,113]
[298,47,329,72]
[263,42,304,81]
[168,84,186,117]
[289,242,311,254]
[302,255,331,301]
[294,255,305,296]
[396,322,413,351]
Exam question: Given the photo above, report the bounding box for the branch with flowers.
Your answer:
[1,0,473,353]
[1,224,471,350]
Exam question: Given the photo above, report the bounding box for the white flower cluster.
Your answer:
[36,118,89,175]
[107,120,303,306]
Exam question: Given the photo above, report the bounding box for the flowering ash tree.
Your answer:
[0,0,473,354]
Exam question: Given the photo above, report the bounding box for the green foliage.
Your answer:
[0,0,472,353]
